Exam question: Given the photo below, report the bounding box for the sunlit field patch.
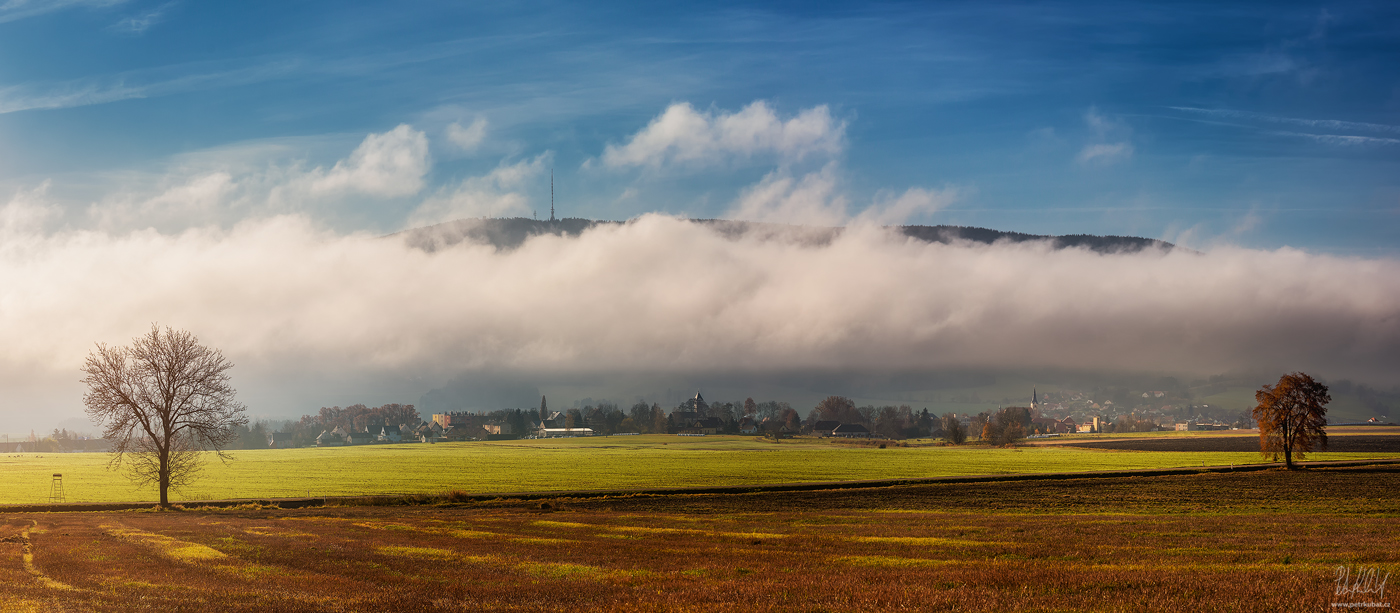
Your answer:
[716,531,787,539]
[224,563,288,580]
[445,529,498,539]
[103,524,227,562]
[509,537,576,545]
[604,525,699,535]
[242,526,314,538]
[530,520,592,529]
[375,545,458,561]
[352,521,417,531]
[0,596,53,613]
[515,561,631,580]
[835,555,955,568]
[848,536,1004,547]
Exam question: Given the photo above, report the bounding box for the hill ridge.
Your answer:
[396,217,1176,254]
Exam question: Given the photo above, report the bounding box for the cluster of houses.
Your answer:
[291,410,601,447]
[812,421,873,438]
[526,410,593,437]
[305,419,527,446]
[1172,421,1232,431]
[1030,416,1099,434]
[309,424,407,446]
[672,399,726,435]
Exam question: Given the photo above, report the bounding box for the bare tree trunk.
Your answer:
[1283,420,1294,470]
[159,455,170,506]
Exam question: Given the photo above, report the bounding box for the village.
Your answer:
[3,387,1257,454]
[278,388,1252,449]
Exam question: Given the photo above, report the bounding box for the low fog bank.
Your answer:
[0,213,1396,430]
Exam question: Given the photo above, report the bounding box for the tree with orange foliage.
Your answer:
[1252,372,1330,470]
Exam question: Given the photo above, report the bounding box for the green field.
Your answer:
[5,435,1398,505]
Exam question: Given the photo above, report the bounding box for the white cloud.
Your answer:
[88,172,237,229]
[0,214,1397,431]
[1232,207,1264,236]
[1170,107,1400,136]
[145,172,234,212]
[727,164,849,227]
[1078,107,1133,165]
[1276,132,1400,146]
[407,154,547,226]
[855,187,959,226]
[15,126,434,233]
[0,58,306,115]
[1169,107,1400,147]
[602,101,845,169]
[445,118,488,152]
[0,81,145,114]
[309,125,430,197]
[0,0,125,23]
[109,1,172,34]
[1077,142,1134,164]
[727,164,957,227]
[0,180,61,235]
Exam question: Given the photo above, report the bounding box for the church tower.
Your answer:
[1031,387,1038,412]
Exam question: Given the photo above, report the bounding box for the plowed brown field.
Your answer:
[3,465,1397,612]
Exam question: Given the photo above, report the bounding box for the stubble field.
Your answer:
[3,465,1398,612]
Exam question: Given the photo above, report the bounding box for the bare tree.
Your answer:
[812,396,860,425]
[82,325,248,506]
[940,413,966,444]
[1253,372,1329,470]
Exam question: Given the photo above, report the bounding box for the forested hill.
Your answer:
[397,217,1175,254]
[900,225,1174,253]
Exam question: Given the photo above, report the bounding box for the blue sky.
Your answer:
[1,0,1397,253]
[1,1,1399,429]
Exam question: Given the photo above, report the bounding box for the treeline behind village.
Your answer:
[221,394,1168,450]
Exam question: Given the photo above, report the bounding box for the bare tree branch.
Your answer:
[82,325,247,506]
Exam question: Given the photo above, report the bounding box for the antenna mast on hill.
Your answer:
[550,169,556,222]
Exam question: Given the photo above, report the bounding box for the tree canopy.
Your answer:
[82,325,247,506]
[1253,372,1329,470]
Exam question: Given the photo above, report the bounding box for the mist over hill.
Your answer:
[1,211,1394,433]
[389,218,1392,426]
[396,217,1175,254]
